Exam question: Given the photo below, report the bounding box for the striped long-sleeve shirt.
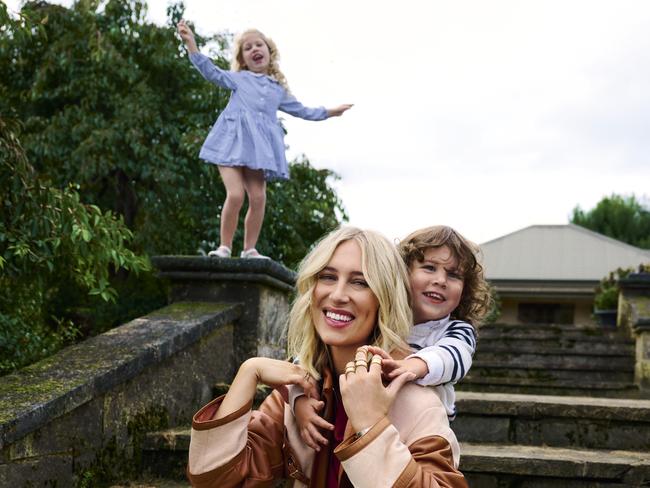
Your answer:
[408,315,477,419]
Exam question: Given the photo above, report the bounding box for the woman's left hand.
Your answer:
[339,346,416,432]
[327,104,353,117]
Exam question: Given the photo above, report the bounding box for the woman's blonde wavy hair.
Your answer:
[398,226,493,327]
[287,227,412,380]
[231,29,289,91]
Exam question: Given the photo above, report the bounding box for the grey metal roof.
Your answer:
[480,225,650,281]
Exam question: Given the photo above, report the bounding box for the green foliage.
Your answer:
[0,116,149,375]
[0,1,347,372]
[571,194,650,249]
[483,286,502,325]
[593,264,650,311]
[1,0,346,263]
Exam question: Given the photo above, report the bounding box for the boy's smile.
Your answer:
[409,246,464,324]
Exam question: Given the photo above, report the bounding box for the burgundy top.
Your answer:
[326,394,348,487]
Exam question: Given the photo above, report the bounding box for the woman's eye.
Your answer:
[318,274,336,282]
[351,280,369,288]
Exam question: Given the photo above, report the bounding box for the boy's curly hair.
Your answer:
[398,226,493,326]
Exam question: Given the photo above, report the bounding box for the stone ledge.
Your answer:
[0,302,241,449]
[456,391,650,422]
[151,256,296,292]
[460,442,650,481]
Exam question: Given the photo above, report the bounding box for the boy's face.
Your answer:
[409,246,464,323]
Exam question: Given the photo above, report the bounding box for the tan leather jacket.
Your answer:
[187,374,467,488]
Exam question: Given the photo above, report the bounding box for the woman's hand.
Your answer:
[339,347,415,432]
[216,357,318,420]
[327,104,353,117]
[177,19,198,54]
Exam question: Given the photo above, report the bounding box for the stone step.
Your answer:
[457,377,642,398]
[460,443,650,487]
[472,352,635,370]
[469,364,633,384]
[454,392,650,451]
[476,339,634,356]
[479,324,631,342]
[141,428,191,481]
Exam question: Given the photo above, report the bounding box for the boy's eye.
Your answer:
[423,264,436,272]
[448,271,463,280]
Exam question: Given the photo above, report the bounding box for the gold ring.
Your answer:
[371,356,382,365]
[355,359,368,367]
[345,367,355,376]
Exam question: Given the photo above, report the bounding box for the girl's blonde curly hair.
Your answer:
[231,29,289,91]
[399,226,493,327]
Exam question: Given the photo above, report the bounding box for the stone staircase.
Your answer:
[133,322,650,487]
[455,322,650,486]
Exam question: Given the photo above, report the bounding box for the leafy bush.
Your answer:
[594,264,650,311]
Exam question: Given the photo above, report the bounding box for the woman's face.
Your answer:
[311,240,379,349]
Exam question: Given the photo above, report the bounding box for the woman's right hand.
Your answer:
[216,357,318,419]
[246,357,319,398]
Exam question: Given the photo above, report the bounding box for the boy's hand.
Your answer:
[294,395,334,452]
[367,346,428,381]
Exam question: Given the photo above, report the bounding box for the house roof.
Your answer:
[480,225,650,281]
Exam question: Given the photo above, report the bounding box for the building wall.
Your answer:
[499,297,596,326]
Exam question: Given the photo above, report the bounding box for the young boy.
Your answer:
[293,225,493,451]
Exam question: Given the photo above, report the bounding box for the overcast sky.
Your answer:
[8,0,650,245]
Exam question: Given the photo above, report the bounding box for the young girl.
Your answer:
[293,225,492,452]
[177,20,352,259]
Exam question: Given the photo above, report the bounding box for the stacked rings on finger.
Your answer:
[345,361,356,377]
[354,359,368,369]
[371,356,383,366]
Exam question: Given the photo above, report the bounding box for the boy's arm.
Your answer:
[411,321,477,386]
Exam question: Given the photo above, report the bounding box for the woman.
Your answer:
[187,227,467,487]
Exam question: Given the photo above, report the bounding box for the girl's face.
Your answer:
[409,245,464,323]
[311,240,379,350]
[240,33,271,74]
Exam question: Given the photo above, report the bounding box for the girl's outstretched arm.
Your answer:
[177,19,198,54]
[327,104,354,117]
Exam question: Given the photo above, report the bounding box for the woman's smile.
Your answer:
[323,308,355,328]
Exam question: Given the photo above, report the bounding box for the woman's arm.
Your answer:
[188,358,317,486]
[177,19,198,54]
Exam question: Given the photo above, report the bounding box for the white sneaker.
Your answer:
[208,245,232,258]
[240,248,270,259]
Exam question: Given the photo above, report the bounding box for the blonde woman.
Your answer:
[177,21,352,259]
[187,227,467,487]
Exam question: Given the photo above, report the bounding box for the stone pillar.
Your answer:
[618,272,650,389]
[151,256,296,367]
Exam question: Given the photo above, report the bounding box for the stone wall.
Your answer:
[0,302,239,486]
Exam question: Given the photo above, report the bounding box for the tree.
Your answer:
[1,0,346,266]
[571,194,650,249]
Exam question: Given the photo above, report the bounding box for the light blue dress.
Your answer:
[189,52,328,180]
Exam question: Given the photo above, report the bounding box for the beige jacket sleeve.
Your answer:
[187,391,288,487]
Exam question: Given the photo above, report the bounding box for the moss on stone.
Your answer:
[145,302,228,321]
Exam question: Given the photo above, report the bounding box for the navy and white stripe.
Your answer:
[406,315,477,418]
